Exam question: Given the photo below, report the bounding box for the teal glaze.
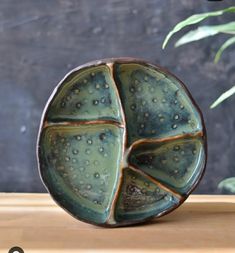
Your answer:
[38,58,206,227]
[115,168,180,222]
[113,63,202,146]
[129,137,206,195]
[46,65,123,123]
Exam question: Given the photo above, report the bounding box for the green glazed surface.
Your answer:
[38,58,206,227]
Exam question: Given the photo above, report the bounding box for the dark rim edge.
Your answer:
[36,57,207,228]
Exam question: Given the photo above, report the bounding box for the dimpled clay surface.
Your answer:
[37,58,207,227]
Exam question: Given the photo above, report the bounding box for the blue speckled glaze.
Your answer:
[38,58,206,227]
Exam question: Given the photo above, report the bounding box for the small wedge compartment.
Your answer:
[114,167,180,222]
[46,64,123,123]
[129,136,206,195]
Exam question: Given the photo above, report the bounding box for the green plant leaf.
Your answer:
[218,177,235,193]
[214,36,235,63]
[210,85,235,109]
[175,22,235,47]
[162,6,235,49]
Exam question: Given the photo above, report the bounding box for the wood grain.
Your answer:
[0,194,235,252]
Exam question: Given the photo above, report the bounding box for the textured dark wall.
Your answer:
[0,0,234,193]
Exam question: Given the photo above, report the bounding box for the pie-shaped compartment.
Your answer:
[37,58,206,227]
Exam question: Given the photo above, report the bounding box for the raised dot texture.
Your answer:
[46,65,123,123]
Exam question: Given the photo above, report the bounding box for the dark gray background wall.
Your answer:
[0,0,234,193]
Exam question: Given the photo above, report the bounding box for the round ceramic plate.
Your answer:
[37,58,207,227]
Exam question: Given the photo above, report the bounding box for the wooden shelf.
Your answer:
[0,194,235,253]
